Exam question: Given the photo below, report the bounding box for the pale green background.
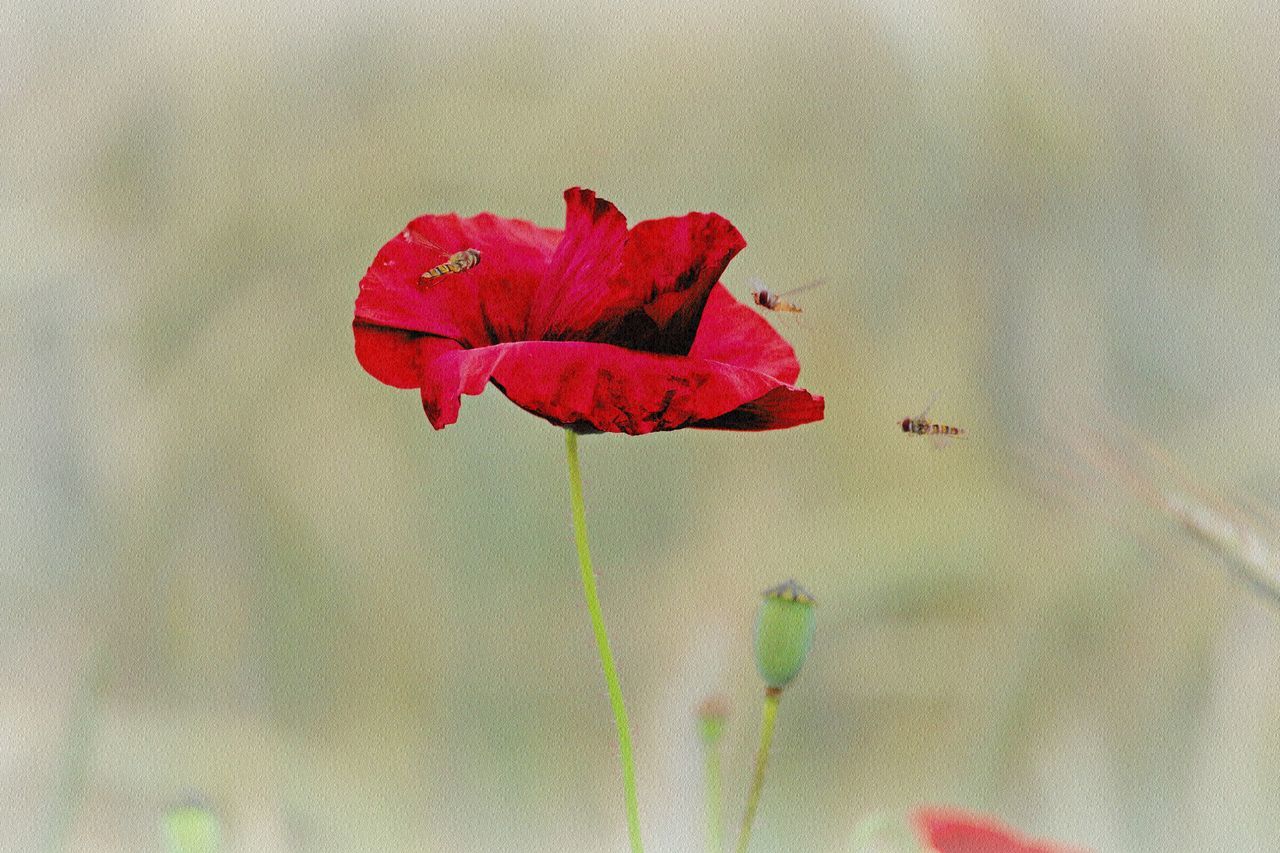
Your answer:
[4,0,1279,850]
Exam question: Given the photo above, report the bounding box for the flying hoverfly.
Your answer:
[402,230,482,285]
[900,392,967,445]
[748,277,825,314]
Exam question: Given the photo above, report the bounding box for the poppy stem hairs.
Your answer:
[563,429,644,852]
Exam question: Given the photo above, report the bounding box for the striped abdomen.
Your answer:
[903,418,965,437]
[924,422,965,436]
[420,248,481,283]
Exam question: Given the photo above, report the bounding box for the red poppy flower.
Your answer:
[353,188,824,435]
[914,809,1089,853]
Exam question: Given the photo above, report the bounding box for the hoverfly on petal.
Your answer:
[421,248,481,281]
[402,230,482,285]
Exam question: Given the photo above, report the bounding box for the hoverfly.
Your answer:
[900,392,967,445]
[402,230,482,285]
[748,277,825,314]
[422,248,481,282]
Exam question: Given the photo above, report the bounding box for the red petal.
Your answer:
[526,189,747,353]
[354,322,461,389]
[527,188,630,339]
[914,809,1089,853]
[355,211,560,348]
[607,210,746,354]
[688,284,801,383]
[415,340,823,435]
[691,385,824,431]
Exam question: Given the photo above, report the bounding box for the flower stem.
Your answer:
[563,429,644,853]
[735,689,781,853]
[45,645,104,853]
[700,724,724,852]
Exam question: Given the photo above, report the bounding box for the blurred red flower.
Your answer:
[354,188,824,435]
[914,809,1089,853]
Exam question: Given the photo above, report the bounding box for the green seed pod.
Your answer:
[754,580,816,691]
[164,798,221,853]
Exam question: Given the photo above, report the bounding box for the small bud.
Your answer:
[697,694,730,742]
[754,580,816,691]
[164,797,221,853]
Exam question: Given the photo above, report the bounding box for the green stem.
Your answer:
[736,690,781,853]
[564,429,644,853]
[45,644,104,853]
[701,726,724,852]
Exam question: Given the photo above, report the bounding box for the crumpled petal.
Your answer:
[417,340,823,435]
[601,209,746,354]
[526,188,746,354]
[914,809,1089,853]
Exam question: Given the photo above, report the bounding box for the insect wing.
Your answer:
[746,276,769,299]
[915,390,942,422]
[402,229,450,260]
[774,278,827,300]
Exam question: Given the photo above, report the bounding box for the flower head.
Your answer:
[354,188,824,435]
[914,809,1089,853]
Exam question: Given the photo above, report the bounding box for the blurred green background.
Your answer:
[5,0,1280,849]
